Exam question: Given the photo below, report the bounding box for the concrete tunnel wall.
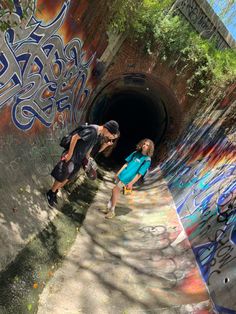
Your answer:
[0,1,235,312]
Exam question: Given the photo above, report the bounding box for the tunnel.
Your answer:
[0,0,236,313]
[87,73,180,166]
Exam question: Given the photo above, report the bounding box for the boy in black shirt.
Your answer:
[46,120,119,207]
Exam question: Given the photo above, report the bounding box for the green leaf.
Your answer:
[27,304,32,311]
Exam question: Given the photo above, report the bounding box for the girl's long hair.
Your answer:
[136,138,154,157]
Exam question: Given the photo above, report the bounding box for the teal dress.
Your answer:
[118,151,151,185]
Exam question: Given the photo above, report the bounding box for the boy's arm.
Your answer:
[64,134,80,161]
[87,138,111,159]
[98,141,113,153]
[86,147,93,159]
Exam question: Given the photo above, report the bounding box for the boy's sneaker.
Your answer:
[46,190,56,207]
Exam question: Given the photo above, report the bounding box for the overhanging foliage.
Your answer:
[108,0,236,96]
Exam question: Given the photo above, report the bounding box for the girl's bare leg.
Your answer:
[105,185,121,219]
[111,185,121,208]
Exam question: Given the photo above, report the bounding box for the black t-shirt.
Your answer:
[71,125,98,164]
[90,135,103,158]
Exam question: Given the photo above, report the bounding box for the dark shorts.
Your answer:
[67,162,82,181]
[51,159,82,182]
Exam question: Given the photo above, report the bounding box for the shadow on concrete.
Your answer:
[115,206,132,217]
[50,218,212,313]
[0,177,99,314]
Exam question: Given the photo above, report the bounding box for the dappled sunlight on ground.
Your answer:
[38,170,213,314]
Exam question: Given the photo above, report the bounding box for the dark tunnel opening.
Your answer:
[87,74,180,168]
[100,91,167,163]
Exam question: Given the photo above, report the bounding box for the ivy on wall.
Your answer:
[108,0,236,96]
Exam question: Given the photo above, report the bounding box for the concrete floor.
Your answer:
[37,170,213,314]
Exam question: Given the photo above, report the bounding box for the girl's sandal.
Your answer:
[105,211,115,219]
[100,208,109,214]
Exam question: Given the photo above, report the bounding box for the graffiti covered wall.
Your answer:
[0,0,108,271]
[161,85,236,312]
[0,0,108,131]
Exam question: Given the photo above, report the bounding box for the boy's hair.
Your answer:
[136,138,154,157]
